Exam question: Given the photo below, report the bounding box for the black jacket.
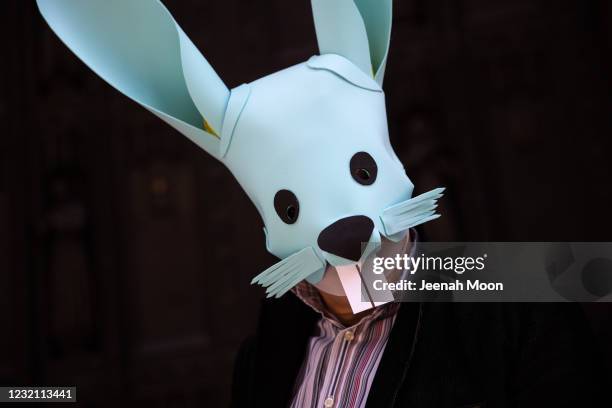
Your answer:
[232,295,605,407]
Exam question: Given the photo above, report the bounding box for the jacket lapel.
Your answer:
[252,295,319,407]
[366,302,422,408]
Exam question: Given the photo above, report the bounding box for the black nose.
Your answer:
[317,216,374,261]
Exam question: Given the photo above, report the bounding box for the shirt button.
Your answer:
[344,330,354,341]
[324,396,334,407]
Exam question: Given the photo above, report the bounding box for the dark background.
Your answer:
[2,0,612,406]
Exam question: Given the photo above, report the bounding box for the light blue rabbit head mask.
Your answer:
[37,0,444,298]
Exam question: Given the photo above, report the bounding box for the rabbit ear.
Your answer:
[311,0,392,86]
[36,0,229,159]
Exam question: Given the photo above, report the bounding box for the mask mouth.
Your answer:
[312,231,393,298]
[315,231,414,312]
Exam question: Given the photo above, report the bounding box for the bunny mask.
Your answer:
[37,0,444,299]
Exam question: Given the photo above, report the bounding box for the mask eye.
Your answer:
[350,152,378,185]
[274,190,299,224]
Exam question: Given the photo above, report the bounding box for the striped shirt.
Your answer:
[290,282,400,408]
